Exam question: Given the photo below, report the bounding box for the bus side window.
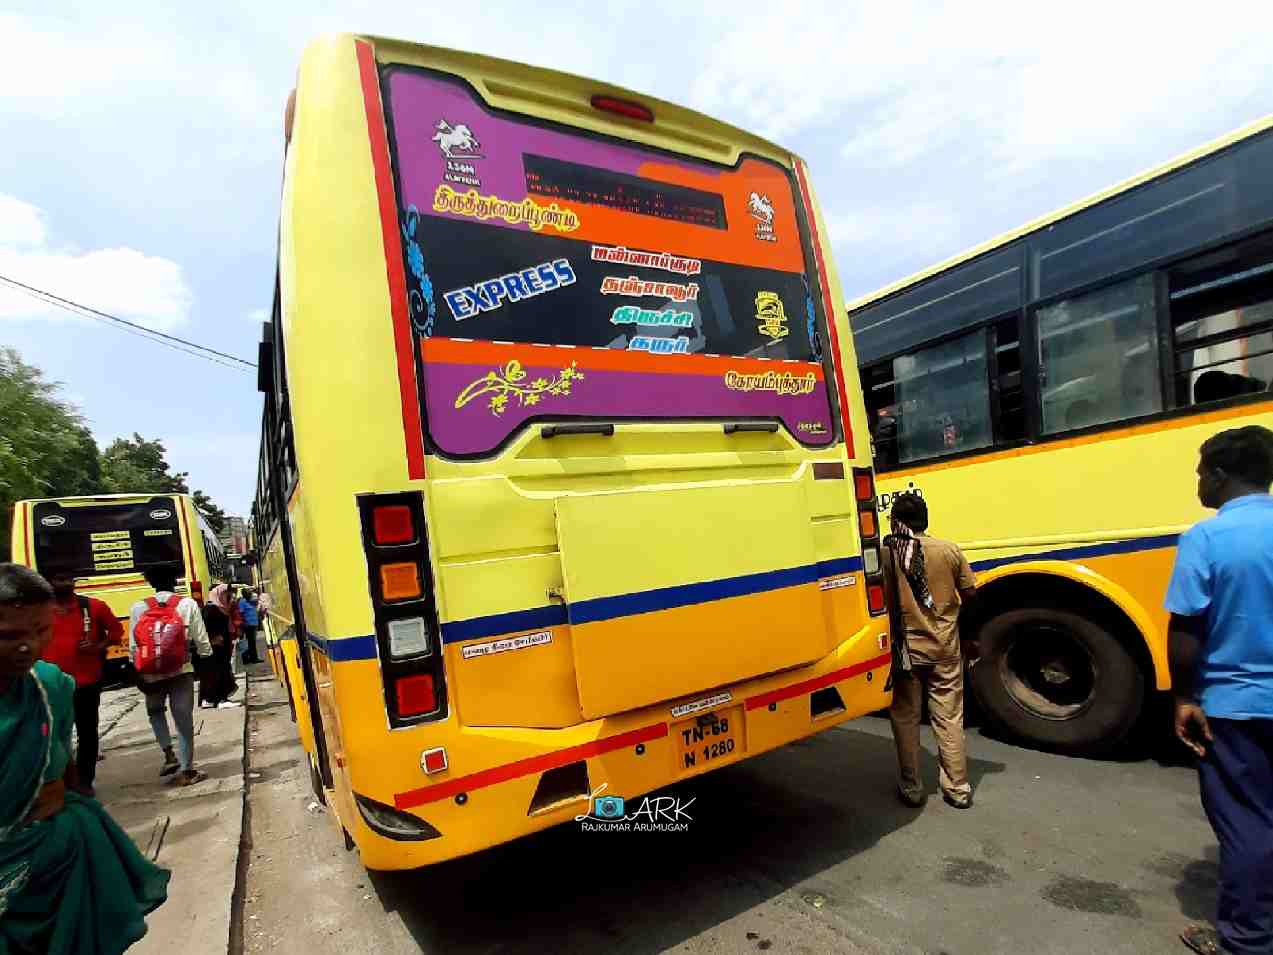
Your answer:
[863,362,899,467]
[1170,239,1273,408]
[1035,274,1162,434]
[992,318,1026,443]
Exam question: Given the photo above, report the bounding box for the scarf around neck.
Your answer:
[885,518,935,612]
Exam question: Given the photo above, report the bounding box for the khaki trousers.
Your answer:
[888,656,971,799]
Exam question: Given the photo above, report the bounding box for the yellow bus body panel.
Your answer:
[269,33,887,869]
[877,399,1273,691]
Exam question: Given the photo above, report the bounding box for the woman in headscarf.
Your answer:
[199,585,239,709]
[0,563,169,953]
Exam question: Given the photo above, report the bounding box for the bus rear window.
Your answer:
[382,67,835,457]
[32,498,183,578]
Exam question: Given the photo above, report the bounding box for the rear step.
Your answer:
[810,686,846,719]
[528,761,590,815]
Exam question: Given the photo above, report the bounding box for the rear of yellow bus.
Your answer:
[10,494,212,678]
[281,34,890,869]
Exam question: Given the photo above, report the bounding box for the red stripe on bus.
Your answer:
[355,39,427,480]
[393,721,668,810]
[744,652,891,711]
[794,159,854,457]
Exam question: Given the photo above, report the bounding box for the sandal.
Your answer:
[1181,924,1228,955]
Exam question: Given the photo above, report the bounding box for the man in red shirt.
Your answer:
[40,570,124,797]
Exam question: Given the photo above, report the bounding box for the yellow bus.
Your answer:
[252,33,891,870]
[10,492,228,680]
[850,116,1273,753]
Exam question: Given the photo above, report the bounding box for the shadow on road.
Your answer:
[368,725,1006,954]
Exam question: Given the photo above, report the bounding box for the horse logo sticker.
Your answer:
[434,119,484,188]
[747,192,776,243]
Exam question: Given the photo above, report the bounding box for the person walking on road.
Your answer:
[200,584,239,708]
[129,564,213,785]
[883,492,978,810]
[238,589,261,665]
[39,570,124,798]
[1167,425,1273,955]
[0,563,170,954]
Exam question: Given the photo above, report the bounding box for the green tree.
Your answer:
[191,489,227,535]
[99,434,190,494]
[99,434,228,534]
[0,349,105,560]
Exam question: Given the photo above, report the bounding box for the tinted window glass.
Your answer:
[384,68,834,457]
[1037,274,1162,434]
[33,498,182,578]
[1171,240,1273,406]
[867,330,991,466]
[851,246,1022,366]
[1031,130,1273,301]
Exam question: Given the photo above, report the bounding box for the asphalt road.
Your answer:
[242,674,1215,955]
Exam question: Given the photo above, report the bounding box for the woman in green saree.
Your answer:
[1,564,169,954]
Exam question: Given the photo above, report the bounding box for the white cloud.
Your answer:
[246,307,269,324]
[0,194,193,330]
[0,195,46,246]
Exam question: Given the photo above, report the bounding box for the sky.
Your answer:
[2,0,1271,517]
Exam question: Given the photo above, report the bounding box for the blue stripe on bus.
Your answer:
[440,605,569,645]
[817,556,864,577]
[307,633,378,662]
[439,556,863,644]
[970,533,1180,572]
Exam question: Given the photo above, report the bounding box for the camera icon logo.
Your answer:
[592,795,626,820]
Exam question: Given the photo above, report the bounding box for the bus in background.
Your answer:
[850,115,1273,754]
[254,33,889,870]
[10,493,228,681]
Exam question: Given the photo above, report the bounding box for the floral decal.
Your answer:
[401,205,436,336]
[453,360,584,416]
[804,281,823,363]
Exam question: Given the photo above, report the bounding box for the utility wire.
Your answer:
[7,280,246,372]
[0,273,258,371]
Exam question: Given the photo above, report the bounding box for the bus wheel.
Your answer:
[971,606,1144,754]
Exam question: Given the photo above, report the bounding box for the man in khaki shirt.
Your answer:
[883,492,977,809]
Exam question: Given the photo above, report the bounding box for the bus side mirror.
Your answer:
[257,340,275,394]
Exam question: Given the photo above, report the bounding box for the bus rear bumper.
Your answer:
[346,624,891,870]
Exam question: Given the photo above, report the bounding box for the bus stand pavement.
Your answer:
[92,673,252,955]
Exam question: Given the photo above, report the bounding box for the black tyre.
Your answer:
[971,606,1144,754]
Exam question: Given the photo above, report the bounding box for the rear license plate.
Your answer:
[674,705,743,773]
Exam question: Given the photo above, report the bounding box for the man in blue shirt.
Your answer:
[237,590,262,665]
[1166,425,1273,955]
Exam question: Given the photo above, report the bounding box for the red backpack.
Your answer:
[134,595,190,676]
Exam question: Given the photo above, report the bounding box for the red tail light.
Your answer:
[591,94,654,122]
[396,674,437,717]
[867,582,886,615]
[853,469,875,503]
[373,505,414,545]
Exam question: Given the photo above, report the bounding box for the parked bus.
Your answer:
[850,115,1273,753]
[253,33,890,870]
[9,493,228,681]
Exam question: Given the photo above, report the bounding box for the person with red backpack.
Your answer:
[40,570,124,798]
[128,564,213,786]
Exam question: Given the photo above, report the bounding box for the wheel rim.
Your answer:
[998,622,1097,720]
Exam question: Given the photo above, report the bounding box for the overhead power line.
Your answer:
[0,273,258,372]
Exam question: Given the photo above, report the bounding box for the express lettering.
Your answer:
[443,259,576,321]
